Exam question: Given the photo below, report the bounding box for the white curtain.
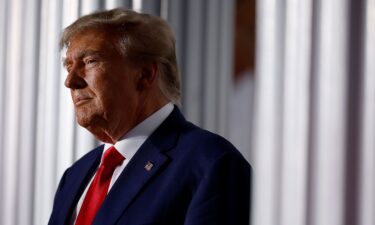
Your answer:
[2,0,374,224]
[0,0,234,224]
[252,0,375,225]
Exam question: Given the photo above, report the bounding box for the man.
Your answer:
[48,8,251,225]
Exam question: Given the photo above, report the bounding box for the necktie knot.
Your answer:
[102,146,125,169]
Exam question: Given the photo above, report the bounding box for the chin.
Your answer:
[76,114,95,128]
[75,108,103,127]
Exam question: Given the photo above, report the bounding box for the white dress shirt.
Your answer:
[71,102,174,224]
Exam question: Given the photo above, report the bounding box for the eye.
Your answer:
[83,54,101,69]
[85,58,97,65]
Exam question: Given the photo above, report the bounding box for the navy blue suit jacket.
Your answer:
[48,107,251,225]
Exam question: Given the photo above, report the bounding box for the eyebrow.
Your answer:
[62,50,101,68]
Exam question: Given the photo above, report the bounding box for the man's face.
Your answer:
[64,28,142,141]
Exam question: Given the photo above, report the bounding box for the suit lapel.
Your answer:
[93,141,169,225]
[92,106,185,225]
[55,146,103,225]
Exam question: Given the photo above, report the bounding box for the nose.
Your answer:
[65,67,87,89]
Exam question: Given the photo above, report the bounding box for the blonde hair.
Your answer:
[60,8,181,106]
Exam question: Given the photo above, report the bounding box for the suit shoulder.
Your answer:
[170,121,251,193]
[178,121,246,162]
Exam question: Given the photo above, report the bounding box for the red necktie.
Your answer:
[75,146,125,225]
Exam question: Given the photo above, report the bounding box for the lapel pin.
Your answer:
[144,161,154,171]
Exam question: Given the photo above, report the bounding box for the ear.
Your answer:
[137,62,158,91]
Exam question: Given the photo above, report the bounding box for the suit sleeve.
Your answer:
[53,168,69,204]
[48,168,70,225]
[184,153,251,225]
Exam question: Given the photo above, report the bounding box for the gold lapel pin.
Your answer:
[144,161,154,171]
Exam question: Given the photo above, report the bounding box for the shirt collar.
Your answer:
[103,102,174,161]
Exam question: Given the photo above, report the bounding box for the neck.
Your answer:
[90,96,169,144]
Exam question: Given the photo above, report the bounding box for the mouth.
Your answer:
[72,93,92,107]
[75,98,91,106]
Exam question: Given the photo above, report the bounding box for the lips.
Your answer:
[72,93,92,106]
[75,98,91,106]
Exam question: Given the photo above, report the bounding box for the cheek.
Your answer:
[86,66,139,106]
[93,80,125,109]
[85,69,111,96]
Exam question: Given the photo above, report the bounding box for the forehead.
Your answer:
[66,28,121,58]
